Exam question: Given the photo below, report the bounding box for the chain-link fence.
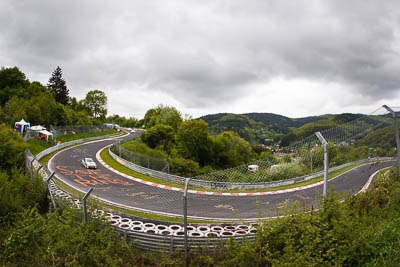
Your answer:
[111,143,170,173]
[24,124,111,144]
[109,107,397,186]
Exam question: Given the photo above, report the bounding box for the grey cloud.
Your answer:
[0,0,399,113]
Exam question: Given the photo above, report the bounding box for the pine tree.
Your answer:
[47,66,69,105]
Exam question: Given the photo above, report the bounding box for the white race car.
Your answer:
[82,158,97,169]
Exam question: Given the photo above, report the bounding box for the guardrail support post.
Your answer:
[183,178,190,265]
[45,172,56,209]
[30,157,36,180]
[82,187,94,223]
[315,132,329,195]
[383,105,400,174]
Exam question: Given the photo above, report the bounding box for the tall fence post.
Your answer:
[183,178,190,265]
[315,132,329,195]
[45,172,56,208]
[83,187,94,223]
[167,160,170,174]
[118,141,122,157]
[383,105,400,174]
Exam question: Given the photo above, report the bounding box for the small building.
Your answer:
[248,164,259,172]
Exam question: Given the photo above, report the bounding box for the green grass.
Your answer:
[57,129,118,143]
[27,138,52,155]
[101,148,373,193]
[29,129,119,156]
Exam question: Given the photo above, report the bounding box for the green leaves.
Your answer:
[47,66,69,105]
[83,90,108,119]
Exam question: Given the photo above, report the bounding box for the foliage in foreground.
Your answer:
[187,168,400,266]
[1,167,400,266]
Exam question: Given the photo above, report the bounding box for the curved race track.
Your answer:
[49,133,395,220]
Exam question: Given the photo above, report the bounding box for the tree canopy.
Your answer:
[47,66,69,105]
[83,90,108,119]
[142,104,182,130]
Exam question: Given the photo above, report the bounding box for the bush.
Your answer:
[0,124,28,172]
[0,170,46,220]
[169,157,200,177]
[0,208,156,266]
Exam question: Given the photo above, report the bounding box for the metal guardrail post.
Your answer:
[37,165,43,175]
[45,172,56,208]
[383,105,400,174]
[30,157,36,179]
[183,178,190,264]
[315,132,329,195]
[82,187,94,223]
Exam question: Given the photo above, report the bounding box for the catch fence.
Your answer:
[111,107,396,187]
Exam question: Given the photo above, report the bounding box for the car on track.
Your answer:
[82,157,97,169]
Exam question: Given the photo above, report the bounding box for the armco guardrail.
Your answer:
[36,132,122,161]
[108,146,394,190]
[121,229,256,252]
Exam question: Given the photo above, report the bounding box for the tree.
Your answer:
[143,105,183,130]
[0,124,28,172]
[0,67,29,106]
[176,120,213,166]
[47,66,69,105]
[83,90,108,119]
[141,124,175,153]
[213,131,255,168]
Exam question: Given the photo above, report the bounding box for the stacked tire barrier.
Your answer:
[48,172,258,252]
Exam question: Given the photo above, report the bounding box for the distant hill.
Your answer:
[198,112,390,146]
[198,112,329,144]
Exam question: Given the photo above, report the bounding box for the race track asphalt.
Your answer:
[49,133,395,220]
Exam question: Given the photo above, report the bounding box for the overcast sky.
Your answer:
[1,0,400,119]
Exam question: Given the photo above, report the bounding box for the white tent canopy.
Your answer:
[30,125,46,131]
[14,118,30,134]
[17,119,29,126]
[38,130,53,141]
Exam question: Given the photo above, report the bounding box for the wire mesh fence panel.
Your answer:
[51,125,108,137]
[108,107,397,186]
[112,143,169,173]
